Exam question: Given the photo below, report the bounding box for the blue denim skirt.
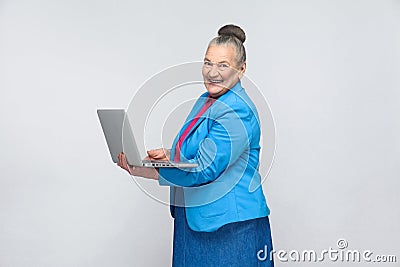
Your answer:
[172,206,274,267]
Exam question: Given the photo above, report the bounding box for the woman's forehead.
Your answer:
[205,45,236,63]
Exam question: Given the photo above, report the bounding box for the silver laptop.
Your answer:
[97,109,198,168]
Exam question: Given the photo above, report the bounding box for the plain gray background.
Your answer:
[1,0,399,266]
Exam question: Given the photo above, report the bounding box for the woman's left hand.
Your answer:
[117,152,159,180]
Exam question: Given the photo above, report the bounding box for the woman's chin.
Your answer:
[206,83,227,96]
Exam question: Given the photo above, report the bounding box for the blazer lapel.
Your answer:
[170,82,242,160]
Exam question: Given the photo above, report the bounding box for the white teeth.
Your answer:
[210,80,222,83]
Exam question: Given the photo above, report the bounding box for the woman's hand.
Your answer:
[117,152,159,180]
[146,148,170,161]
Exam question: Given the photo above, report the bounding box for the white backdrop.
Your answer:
[0,0,399,266]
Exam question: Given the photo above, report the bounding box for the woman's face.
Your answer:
[202,45,246,98]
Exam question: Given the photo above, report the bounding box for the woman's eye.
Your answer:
[217,63,229,70]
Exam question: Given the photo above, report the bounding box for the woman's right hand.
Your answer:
[146,148,170,161]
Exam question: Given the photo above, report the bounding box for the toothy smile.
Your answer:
[209,80,223,84]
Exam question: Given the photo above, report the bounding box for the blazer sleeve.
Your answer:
[158,101,252,187]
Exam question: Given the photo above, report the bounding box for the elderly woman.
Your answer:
[118,24,274,266]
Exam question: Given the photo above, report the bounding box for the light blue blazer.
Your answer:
[158,81,270,232]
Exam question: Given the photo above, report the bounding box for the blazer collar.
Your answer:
[216,81,242,103]
[171,81,243,160]
[190,80,243,124]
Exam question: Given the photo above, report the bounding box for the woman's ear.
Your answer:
[238,62,246,79]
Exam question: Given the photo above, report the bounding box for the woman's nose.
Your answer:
[208,65,220,78]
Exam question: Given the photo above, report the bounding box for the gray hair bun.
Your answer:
[217,24,246,43]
